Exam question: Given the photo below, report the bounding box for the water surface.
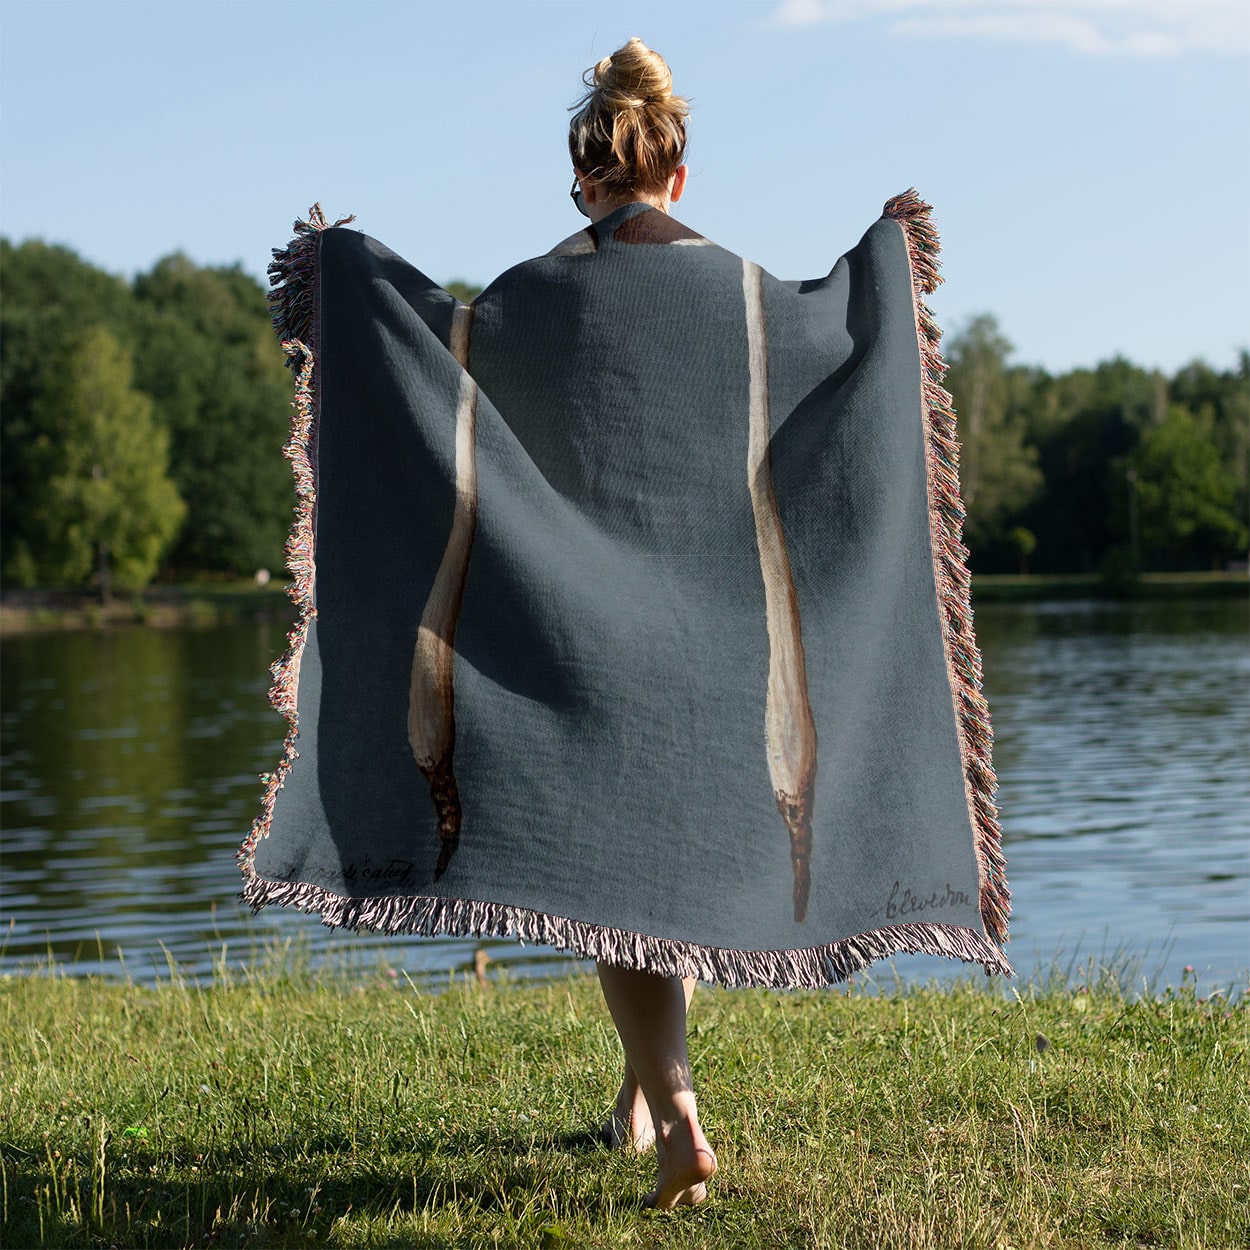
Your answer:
[2,598,1246,993]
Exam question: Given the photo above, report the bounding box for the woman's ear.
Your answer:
[669,164,689,203]
[574,167,598,206]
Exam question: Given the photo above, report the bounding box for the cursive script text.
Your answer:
[885,880,970,919]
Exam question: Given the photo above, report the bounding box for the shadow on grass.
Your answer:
[6,1123,635,1250]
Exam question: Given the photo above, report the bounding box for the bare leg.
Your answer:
[602,977,696,1152]
[596,963,717,1208]
[602,1054,654,1151]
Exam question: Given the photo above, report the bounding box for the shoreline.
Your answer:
[969,569,1248,601]
[1,571,1245,635]
[0,581,294,634]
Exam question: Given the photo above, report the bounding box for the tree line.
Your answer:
[945,316,1247,576]
[1,238,1246,596]
[2,239,295,596]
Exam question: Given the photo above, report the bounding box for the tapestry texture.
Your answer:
[236,191,1012,988]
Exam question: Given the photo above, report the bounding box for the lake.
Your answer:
[2,597,1246,995]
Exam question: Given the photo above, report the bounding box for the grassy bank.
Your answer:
[1,570,1245,633]
[970,570,1248,602]
[0,581,294,634]
[2,957,1245,1249]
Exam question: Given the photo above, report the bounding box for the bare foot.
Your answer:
[643,1118,717,1209]
[601,1076,655,1151]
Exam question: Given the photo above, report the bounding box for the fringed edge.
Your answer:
[239,873,1014,989]
[883,188,1011,949]
[236,196,1011,990]
[236,205,352,883]
[265,203,356,360]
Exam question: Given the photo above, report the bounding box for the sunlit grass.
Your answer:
[2,946,1245,1248]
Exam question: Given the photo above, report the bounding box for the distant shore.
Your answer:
[969,569,1248,601]
[0,570,1245,635]
[0,580,293,635]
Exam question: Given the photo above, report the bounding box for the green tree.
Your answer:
[444,279,483,304]
[1169,353,1250,535]
[1131,405,1246,569]
[943,315,1042,559]
[1,239,138,579]
[1021,357,1160,573]
[131,255,292,574]
[21,327,185,597]
[1007,526,1037,574]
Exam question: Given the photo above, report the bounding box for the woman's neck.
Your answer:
[586,192,671,225]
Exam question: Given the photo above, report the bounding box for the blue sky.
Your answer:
[2,0,1247,374]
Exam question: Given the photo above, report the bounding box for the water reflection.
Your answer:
[1,598,1246,991]
[965,597,1249,992]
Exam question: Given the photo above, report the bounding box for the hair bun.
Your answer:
[592,36,675,111]
[569,38,689,197]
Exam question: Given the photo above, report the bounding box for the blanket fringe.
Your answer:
[883,189,1011,948]
[238,197,1012,989]
[240,872,1013,988]
[265,203,356,357]
[236,205,352,882]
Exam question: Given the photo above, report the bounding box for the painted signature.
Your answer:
[885,880,970,919]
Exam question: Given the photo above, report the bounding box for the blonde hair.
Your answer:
[568,38,689,198]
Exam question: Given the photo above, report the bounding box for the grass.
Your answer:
[2,571,1244,634]
[971,571,1248,602]
[0,580,293,634]
[1,950,1246,1250]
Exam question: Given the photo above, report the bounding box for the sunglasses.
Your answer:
[570,177,590,219]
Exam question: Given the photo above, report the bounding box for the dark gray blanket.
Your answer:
[237,192,1012,987]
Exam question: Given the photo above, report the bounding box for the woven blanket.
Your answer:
[236,191,1012,988]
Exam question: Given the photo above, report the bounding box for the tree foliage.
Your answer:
[444,280,483,305]
[0,240,1245,585]
[131,254,292,573]
[944,316,1043,551]
[15,327,185,595]
[1132,406,1246,568]
[941,316,1248,574]
[1,239,291,585]
[1,239,138,576]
